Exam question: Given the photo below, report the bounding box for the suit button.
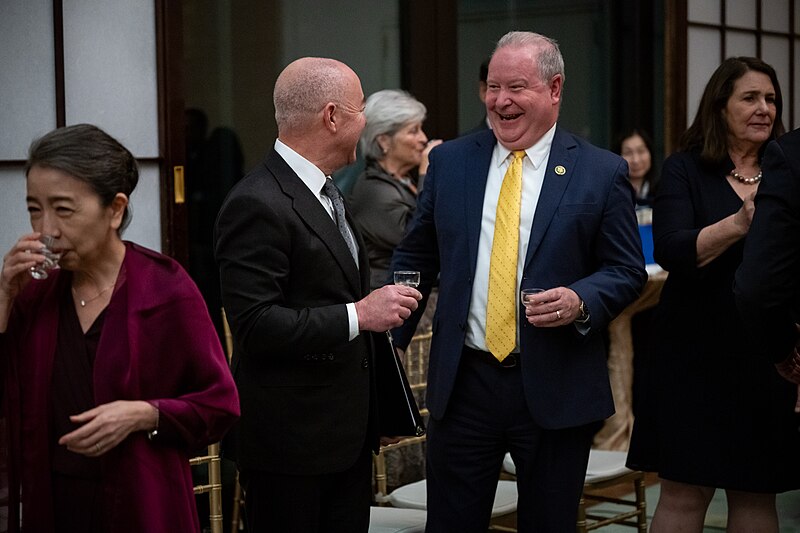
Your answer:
[361,356,369,368]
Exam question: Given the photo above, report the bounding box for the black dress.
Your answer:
[50,280,109,532]
[627,150,800,493]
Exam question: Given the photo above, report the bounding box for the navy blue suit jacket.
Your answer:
[391,127,646,429]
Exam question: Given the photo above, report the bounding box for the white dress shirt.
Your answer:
[274,139,360,340]
[465,123,556,352]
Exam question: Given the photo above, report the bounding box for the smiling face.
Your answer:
[485,44,562,150]
[620,134,652,181]
[26,165,126,272]
[723,70,776,149]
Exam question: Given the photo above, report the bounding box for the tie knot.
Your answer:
[322,179,340,199]
[512,150,526,161]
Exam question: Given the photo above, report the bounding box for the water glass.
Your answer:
[394,270,421,288]
[29,235,62,280]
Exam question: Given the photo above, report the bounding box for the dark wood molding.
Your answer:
[154,0,188,264]
[664,0,687,154]
[400,0,458,141]
[53,0,65,127]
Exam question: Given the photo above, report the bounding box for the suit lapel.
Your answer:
[265,151,363,296]
[523,127,577,269]
[464,131,496,273]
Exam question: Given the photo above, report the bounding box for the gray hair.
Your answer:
[273,58,349,133]
[360,89,427,161]
[495,31,565,83]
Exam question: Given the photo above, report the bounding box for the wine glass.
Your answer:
[520,287,545,307]
[394,270,420,288]
[29,235,62,280]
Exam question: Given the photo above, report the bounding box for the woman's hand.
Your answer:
[418,139,443,176]
[731,190,757,233]
[0,233,46,332]
[58,400,158,457]
[1,233,44,300]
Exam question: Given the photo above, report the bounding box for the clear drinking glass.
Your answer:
[393,270,421,288]
[29,235,62,280]
[520,288,545,307]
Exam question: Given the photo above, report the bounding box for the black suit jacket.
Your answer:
[735,128,800,363]
[215,148,376,475]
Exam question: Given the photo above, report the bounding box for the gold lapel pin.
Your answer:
[554,165,566,175]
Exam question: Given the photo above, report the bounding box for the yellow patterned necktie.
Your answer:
[486,150,525,362]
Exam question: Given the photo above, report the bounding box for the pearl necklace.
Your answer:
[72,283,114,307]
[731,169,762,185]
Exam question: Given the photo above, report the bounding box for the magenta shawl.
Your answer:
[1,242,239,532]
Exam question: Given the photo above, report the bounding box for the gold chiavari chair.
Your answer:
[222,308,245,532]
[191,442,223,533]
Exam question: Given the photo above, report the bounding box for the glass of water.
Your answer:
[30,235,62,280]
[393,270,420,288]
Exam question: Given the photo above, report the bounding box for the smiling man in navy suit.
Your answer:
[390,31,646,532]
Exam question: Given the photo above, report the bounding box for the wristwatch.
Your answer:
[575,299,590,324]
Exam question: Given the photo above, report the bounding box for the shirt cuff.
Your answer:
[346,302,359,341]
[574,321,590,335]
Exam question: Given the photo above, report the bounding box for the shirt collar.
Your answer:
[274,139,329,194]
[493,122,558,169]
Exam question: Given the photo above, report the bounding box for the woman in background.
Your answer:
[349,89,441,289]
[627,57,800,532]
[613,128,657,206]
[0,124,239,533]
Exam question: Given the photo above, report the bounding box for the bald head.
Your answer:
[274,57,354,135]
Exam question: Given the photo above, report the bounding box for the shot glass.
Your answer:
[393,270,421,288]
[520,287,545,307]
[29,235,62,280]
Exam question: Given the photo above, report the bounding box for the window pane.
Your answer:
[762,0,790,32]
[796,0,800,34]
[0,166,29,259]
[761,36,790,128]
[126,162,162,253]
[725,30,757,56]
[726,0,757,29]
[0,0,56,159]
[184,0,400,172]
[688,0,720,24]
[687,28,722,125]
[63,0,159,158]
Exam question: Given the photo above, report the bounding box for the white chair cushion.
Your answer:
[502,453,516,476]
[502,449,632,484]
[369,506,427,533]
[388,479,518,518]
[584,450,632,483]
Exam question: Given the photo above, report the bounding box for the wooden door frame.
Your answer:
[155,0,188,264]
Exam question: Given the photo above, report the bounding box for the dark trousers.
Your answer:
[240,445,372,533]
[424,348,597,533]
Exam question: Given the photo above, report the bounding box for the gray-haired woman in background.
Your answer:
[349,89,442,289]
